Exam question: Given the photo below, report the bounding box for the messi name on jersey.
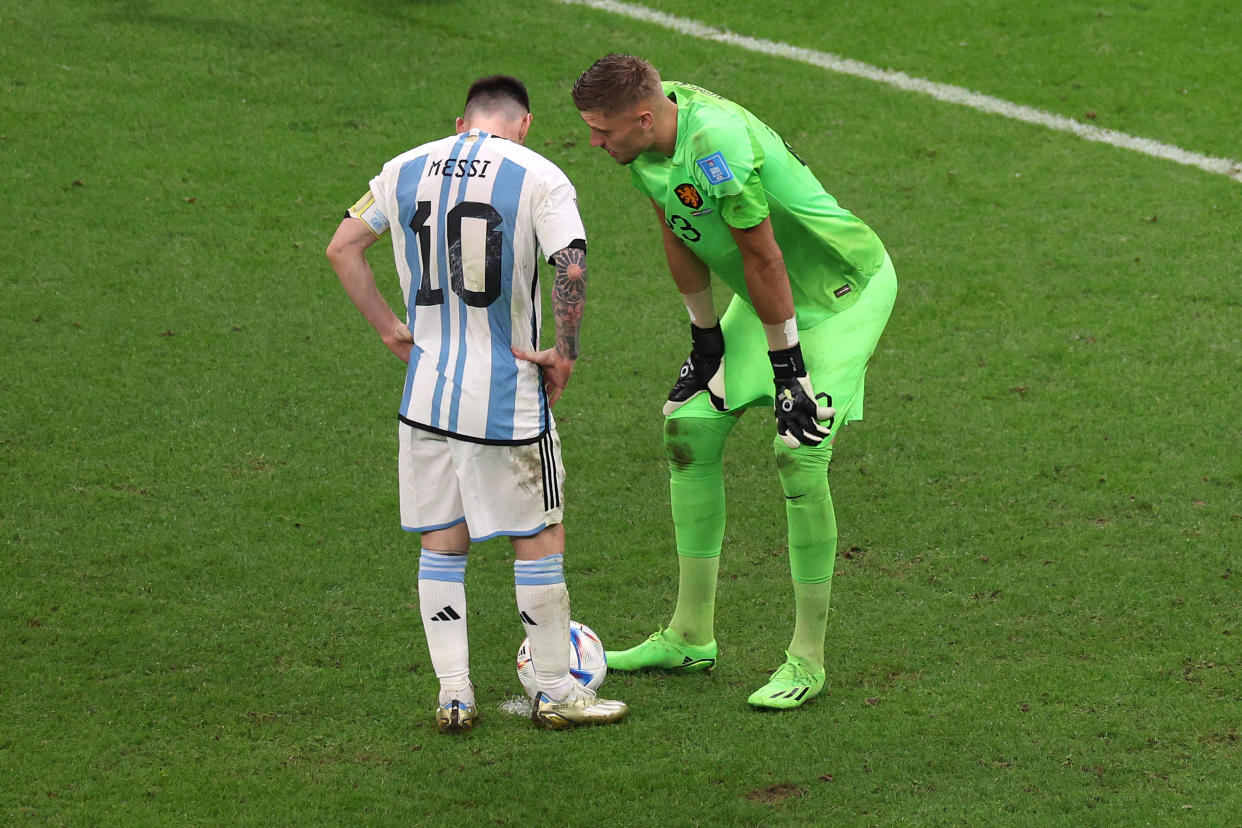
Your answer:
[426,158,493,179]
[696,151,733,184]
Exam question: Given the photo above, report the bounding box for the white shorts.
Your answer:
[398,423,565,542]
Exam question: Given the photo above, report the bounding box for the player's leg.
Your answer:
[666,298,777,649]
[400,424,477,732]
[512,523,575,703]
[747,437,832,710]
[605,397,733,671]
[419,523,476,732]
[666,407,736,646]
[453,429,625,728]
[749,254,897,710]
[513,525,627,729]
[456,432,575,698]
[780,438,837,665]
[608,298,774,671]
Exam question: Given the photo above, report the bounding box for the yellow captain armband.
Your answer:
[347,190,390,237]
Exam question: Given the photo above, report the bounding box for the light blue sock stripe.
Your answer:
[514,554,565,586]
[418,550,467,584]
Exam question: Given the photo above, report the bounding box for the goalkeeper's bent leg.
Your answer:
[774,438,837,667]
[664,409,737,646]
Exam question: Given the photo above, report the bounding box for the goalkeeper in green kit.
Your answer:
[572,55,897,709]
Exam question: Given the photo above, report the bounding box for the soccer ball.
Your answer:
[516,620,607,699]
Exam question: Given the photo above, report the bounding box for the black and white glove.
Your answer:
[663,323,727,416]
[770,344,835,448]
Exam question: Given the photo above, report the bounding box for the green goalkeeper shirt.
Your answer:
[630,81,886,326]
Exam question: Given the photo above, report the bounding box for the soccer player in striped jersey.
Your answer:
[572,55,898,710]
[326,75,626,732]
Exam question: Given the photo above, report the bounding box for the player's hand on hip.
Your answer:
[663,323,728,416]
[512,347,575,407]
[382,320,415,363]
[769,344,835,448]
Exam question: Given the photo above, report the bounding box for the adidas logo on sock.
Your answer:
[431,606,461,622]
[519,610,537,625]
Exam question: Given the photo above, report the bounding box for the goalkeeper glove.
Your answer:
[770,344,835,448]
[663,323,727,416]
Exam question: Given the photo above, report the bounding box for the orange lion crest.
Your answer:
[674,183,703,210]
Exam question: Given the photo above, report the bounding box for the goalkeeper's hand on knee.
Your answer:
[663,323,728,416]
[769,343,835,448]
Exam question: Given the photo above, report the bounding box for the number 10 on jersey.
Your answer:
[408,199,504,308]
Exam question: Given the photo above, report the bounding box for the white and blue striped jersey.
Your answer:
[356,129,586,444]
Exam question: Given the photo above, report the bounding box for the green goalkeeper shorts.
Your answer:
[668,253,897,442]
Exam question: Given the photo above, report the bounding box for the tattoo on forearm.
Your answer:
[551,246,586,360]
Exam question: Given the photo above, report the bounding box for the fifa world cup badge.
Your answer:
[696,151,733,184]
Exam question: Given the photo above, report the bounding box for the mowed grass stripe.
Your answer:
[560,0,1242,183]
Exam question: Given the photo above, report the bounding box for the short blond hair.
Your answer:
[571,54,663,115]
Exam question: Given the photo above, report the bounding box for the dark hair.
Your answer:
[571,54,662,114]
[463,75,530,119]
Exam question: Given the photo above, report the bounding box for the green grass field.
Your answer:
[3,0,1239,823]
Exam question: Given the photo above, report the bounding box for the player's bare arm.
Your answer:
[653,201,727,414]
[325,217,414,362]
[511,244,587,406]
[551,245,587,361]
[727,217,834,445]
[652,201,710,294]
[727,217,795,325]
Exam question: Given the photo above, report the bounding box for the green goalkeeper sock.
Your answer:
[774,438,837,668]
[789,580,832,666]
[664,413,736,646]
[669,554,720,646]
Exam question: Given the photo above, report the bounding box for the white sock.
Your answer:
[514,555,575,700]
[417,549,471,703]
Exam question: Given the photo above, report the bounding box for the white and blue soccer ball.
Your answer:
[516,620,607,699]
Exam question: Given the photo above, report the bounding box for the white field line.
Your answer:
[559,0,1242,183]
